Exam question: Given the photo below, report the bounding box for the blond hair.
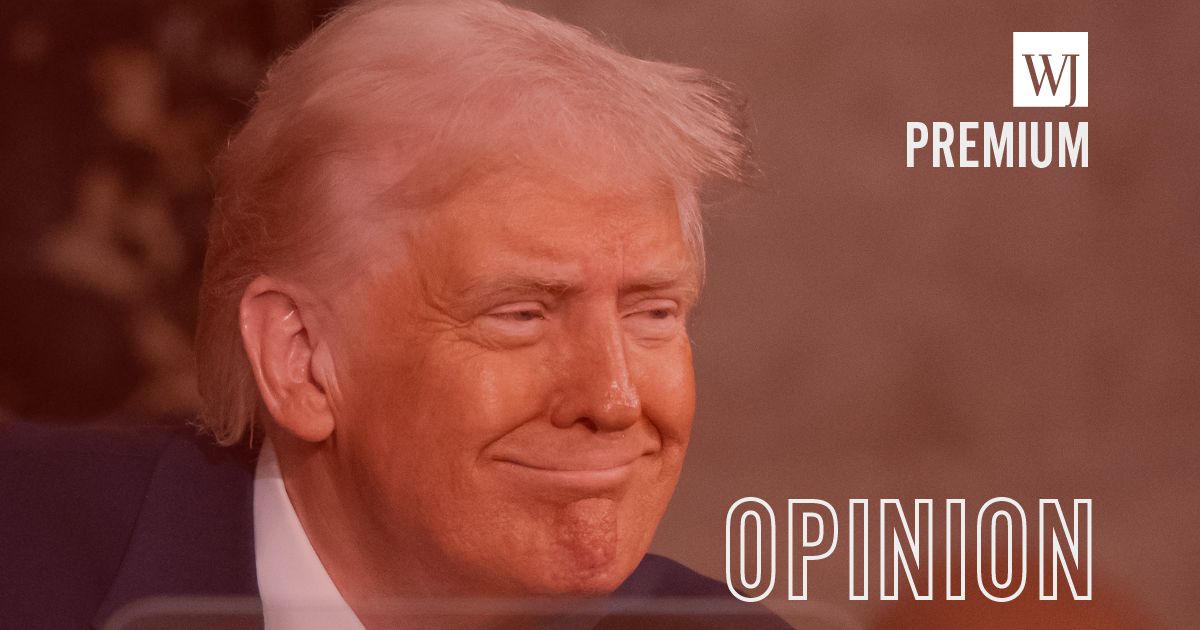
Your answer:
[195,0,752,445]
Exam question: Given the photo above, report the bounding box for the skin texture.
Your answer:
[240,171,700,626]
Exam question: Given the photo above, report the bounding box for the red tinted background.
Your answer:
[2,1,1195,627]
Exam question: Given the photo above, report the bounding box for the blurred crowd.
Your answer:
[1,1,338,419]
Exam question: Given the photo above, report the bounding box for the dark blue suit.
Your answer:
[0,420,789,629]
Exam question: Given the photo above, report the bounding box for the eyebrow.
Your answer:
[620,271,701,303]
[456,275,581,306]
[457,267,700,306]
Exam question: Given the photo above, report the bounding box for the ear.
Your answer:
[239,276,335,443]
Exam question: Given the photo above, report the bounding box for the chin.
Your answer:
[450,522,646,599]
[530,549,641,596]
[451,480,675,598]
[559,574,629,597]
[492,530,646,597]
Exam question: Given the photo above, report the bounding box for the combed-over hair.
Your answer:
[195,0,752,445]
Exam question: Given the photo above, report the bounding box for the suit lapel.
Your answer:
[93,432,259,628]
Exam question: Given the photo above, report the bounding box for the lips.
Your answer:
[490,445,657,492]
[493,449,648,472]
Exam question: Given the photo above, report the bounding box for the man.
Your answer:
[1,1,786,628]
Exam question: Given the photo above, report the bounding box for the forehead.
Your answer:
[409,173,697,287]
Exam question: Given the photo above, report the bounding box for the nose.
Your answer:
[552,315,641,432]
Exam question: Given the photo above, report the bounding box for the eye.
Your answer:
[478,302,548,346]
[624,299,682,340]
[495,309,544,322]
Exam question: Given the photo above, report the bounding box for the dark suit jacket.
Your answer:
[0,420,789,629]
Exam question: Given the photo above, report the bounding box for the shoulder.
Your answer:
[0,417,249,629]
[0,417,230,519]
[0,418,187,526]
[0,416,254,492]
[0,415,178,455]
[608,554,793,629]
[619,553,733,598]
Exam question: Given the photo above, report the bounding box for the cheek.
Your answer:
[468,354,554,425]
[334,337,559,478]
[632,338,696,446]
[436,346,565,440]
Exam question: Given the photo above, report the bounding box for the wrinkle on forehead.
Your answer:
[448,183,695,282]
[345,167,701,324]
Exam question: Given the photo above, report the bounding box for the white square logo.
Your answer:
[1013,32,1088,107]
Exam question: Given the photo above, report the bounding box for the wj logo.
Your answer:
[1013,32,1088,108]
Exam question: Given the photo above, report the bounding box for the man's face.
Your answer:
[324,174,699,595]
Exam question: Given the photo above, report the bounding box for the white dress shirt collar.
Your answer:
[253,438,365,630]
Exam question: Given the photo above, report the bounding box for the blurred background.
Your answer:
[1,1,1196,628]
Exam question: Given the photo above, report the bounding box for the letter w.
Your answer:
[1023,54,1078,107]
